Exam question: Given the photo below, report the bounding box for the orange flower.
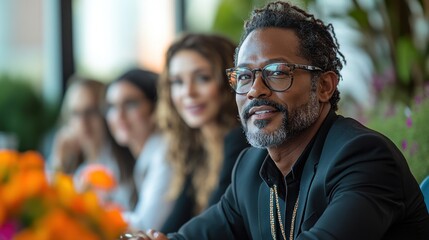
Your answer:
[15,209,101,240]
[0,150,128,239]
[0,150,19,165]
[70,191,100,216]
[98,207,128,239]
[78,164,117,191]
[18,151,45,171]
[52,172,77,206]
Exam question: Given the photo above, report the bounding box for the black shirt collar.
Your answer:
[259,136,314,191]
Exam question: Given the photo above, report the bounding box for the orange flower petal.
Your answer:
[99,208,128,238]
[18,151,45,170]
[52,173,77,205]
[79,164,117,191]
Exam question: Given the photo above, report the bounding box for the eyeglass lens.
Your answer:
[230,63,293,94]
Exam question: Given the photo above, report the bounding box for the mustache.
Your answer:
[241,99,287,121]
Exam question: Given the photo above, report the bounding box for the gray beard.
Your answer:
[243,92,320,148]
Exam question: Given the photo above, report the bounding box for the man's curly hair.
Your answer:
[235,1,346,111]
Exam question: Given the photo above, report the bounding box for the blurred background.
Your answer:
[0,0,428,181]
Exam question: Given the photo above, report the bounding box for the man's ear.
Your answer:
[317,71,338,103]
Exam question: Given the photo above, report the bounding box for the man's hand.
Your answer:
[120,229,168,240]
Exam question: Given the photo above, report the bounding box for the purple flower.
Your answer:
[406,117,413,128]
[0,221,19,240]
[401,140,408,151]
[414,95,423,105]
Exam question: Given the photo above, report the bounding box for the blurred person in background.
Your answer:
[156,33,250,232]
[106,69,172,230]
[49,77,137,211]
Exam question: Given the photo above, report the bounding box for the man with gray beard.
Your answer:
[127,1,429,240]
[241,91,320,148]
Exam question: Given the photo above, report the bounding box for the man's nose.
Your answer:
[246,72,271,99]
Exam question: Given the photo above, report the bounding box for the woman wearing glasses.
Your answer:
[105,69,172,231]
[50,77,136,210]
[156,33,249,232]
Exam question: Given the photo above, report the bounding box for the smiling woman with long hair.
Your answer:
[156,33,249,232]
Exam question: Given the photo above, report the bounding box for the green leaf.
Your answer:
[348,7,370,30]
[212,0,254,43]
[20,197,47,227]
[395,37,417,85]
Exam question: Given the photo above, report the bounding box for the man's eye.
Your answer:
[269,71,289,78]
[238,74,252,81]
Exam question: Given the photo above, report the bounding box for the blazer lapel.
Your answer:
[294,110,338,238]
[258,183,271,239]
[294,153,317,237]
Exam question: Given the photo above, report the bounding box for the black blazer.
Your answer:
[160,126,249,233]
[169,112,429,239]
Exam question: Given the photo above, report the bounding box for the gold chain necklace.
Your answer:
[269,184,299,240]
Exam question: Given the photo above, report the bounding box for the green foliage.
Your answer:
[0,76,59,151]
[345,0,429,181]
[211,0,308,43]
[396,37,418,85]
[366,97,429,183]
[212,0,253,43]
[345,0,429,104]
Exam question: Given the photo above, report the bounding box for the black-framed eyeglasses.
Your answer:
[226,62,323,95]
